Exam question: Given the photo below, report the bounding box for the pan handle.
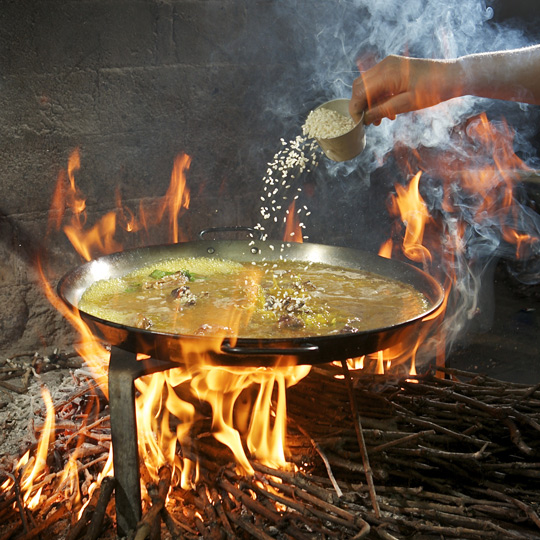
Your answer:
[199,226,264,240]
[220,340,319,356]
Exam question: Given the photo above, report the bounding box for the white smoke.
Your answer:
[259,0,540,359]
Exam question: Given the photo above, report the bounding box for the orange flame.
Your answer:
[14,388,55,509]
[389,171,432,267]
[156,153,191,243]
[48,149,121,261]
[284,200,303,243]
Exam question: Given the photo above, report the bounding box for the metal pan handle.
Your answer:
[199,226,263,240]
[221,340,319,356]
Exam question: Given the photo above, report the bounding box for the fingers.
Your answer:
[349,77,368,123]
[349,56,405,124]
[363,92,417,125]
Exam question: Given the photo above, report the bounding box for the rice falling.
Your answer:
[257,103,354,239]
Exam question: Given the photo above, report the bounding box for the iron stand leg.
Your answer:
[108,347,141,536]
[108,346,179,537]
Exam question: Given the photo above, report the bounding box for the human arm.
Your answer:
[349,45,540,125]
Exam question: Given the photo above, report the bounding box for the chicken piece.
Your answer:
[143,271,189,290]
[277,314,305,329]
[170,285,197,306]
[135,314,153,330]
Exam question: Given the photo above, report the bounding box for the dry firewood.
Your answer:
[508,407,540,433]
[369,429,435,452]
[341,359,381,518]
[48,380,100,416]
[394,406,490,445]
[64,417,111,447]
[482,487,540,530]
[161,493,199,536]
[251,462,341,504]
[401,380,535,455]
[290,420,342,497]
[379,500,520,535]
[76,454,109,475]
[132,465,172,540]
[68,443,110,461]
[158,506,188,539]
[0,380,29,394]
[263,473,371,536]
[412,520,523,539]
[249,476,355,536]
[15,504,69,540]
[373,526,400,540]
[193,483,225,540]
[390,440,490,461]
[224,509,275,540]
[209,486,235,538]
[66,475,115,540]
[221,479,316,540]
[6,363,540,538]
[436,367,534,391]
[192,514,206,537]
[0,368,25,381]
[323,448,388,480]
[4,472,31,536]
[219,476,282,525]
[518,380,540,401]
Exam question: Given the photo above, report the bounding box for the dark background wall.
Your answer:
[0,0,314,355]
[1,0,539,357]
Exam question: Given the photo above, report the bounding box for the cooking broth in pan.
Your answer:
[78,256,429,338]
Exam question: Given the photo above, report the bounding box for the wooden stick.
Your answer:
[341,359,380,518]
[370,429,435,453]
[6,472,30,535]
[83,476,116,540]
[225,509,275,540]
[209,487,235,538]
[159,506,188,539]
[133,466,172,540]
[291,420,343,497]
[16,505,69,540]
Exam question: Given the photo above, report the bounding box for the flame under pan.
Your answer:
[57,239,445,367]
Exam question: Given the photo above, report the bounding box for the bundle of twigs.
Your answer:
[2,360,540,539]
[286,364,540,538]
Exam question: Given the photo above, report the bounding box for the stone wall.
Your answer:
[0,0,319,356]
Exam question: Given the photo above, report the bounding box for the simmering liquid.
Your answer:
[78,256,429,338]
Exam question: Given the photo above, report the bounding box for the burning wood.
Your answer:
[2,357,540,539]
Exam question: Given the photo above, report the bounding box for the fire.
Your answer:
[387,171,433,266]
[1,388,56,510]
[284,200,303,242]
[159,154,191,243]
[49,149,121,261]
[36,256,109,384]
